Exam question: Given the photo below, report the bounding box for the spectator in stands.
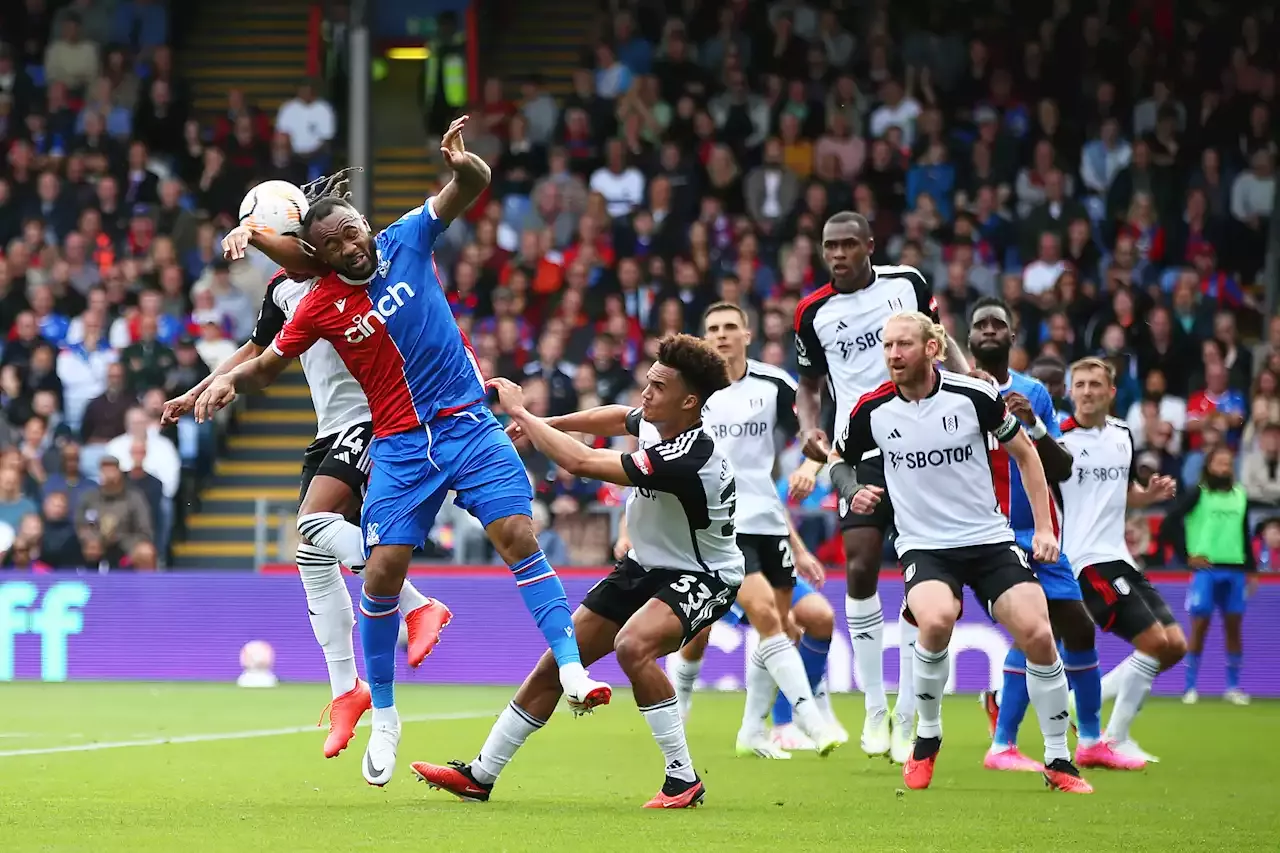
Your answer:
[0,466,37,533]
[43,12,99,93]
[275,80,335,179]
[81,361,134,472]
[38,490,83,568]
[1245,422,1280,506]
[77,455,155,570]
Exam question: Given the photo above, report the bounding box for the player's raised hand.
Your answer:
[194,376,237,423]
[1031,529,1060,564]
[161,391,197,425]
[440,115,470,169]
[486,376,525,413]
[850,485,884,515]
[801,428,830,463]
[1004,391,1035,426]
[788,461,820,501]
[222,225,253,260]
[795,549,826,589]
[1147,474,1177,502]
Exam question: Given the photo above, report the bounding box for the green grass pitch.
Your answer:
[0,684,1275,852]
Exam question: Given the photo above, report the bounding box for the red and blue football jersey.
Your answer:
[272,199,486,438]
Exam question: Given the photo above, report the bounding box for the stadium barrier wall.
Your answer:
[1,570,1275,696]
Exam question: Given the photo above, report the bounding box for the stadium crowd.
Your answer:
[431,0,1280,568]
[1,0,1278,571]
[0,0,340,570]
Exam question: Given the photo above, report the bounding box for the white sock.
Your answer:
[893,611,919,723]
[1026,659,1071,764]
[912,643,949,739]
[814,677,833,720]
[298,512,366,568]
[846,594,887,713]
[472,702,544,785]
[1100,658,1128,703]
[296,543,357,698]
[755,633,824,734]
[372,705,399,727]
[398,579,430,615]
[741,644,777,737]
[1105,651,1159,743]
[672,652,702,720]
[640,696,697,783]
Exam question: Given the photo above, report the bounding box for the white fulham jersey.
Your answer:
[841,370,1023,555]
[1058,416,1138,573]
[620,409,745,585]
[251,270,372,439]
[702,359,798,537]
[794,264,938,449]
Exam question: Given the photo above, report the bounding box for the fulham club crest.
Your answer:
[942,414,959,434]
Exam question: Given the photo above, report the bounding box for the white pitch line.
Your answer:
[0,709,497,759]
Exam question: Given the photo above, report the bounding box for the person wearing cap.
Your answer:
[77,454,156,570]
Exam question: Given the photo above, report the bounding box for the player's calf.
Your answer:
[673,627,710,721]
[488,514,608,707]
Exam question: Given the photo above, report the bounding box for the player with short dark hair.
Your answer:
[793,212,970,760]
[653,302,844,758]
[197,117,605,787]
[967,299,1141,772]
[841,312,1091,793]
[1059,357,1186,763]
[413,334,743,808]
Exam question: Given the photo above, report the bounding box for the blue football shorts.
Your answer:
[360,404,532,555]
[1014,530,1081,602]
[1186,568,1247,618]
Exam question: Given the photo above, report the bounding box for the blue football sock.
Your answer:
[799,634,830,692]
[993,648,1029,749]
[1063,648,1102,743]
[358,588,400,709]
[1184,652,1201,691]
[510,551,580,667]
[771,635,830,726]
[1226,653,1242,690]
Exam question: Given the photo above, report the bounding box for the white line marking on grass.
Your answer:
[0,733,31,739]
[0,710,497,759]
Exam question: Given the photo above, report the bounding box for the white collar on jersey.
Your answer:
[336,246,383,285]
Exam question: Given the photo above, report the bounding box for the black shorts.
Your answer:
[838,453,895,534]
[1078,560,1176,642]
[738,533,797,589]
[298,421,374,505]
[582,558,739,647]
[901,542,1039,619]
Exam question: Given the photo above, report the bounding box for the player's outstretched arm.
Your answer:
[1004,391,1073,482]
[545,405,634,437]
[223,226,330,278]
[433,116,492,224]
[193,348,294,422]
[1128,474,1176,508]
[510,405,634,486]
[163,341,265,424]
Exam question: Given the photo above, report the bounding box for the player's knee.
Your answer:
[1050,601,1095,651]
[485,513,539,564]
[681,627,711,662]
[613,628,654,675]
[844,556,879,599]
[795,596,834,640]
[1019,622,1058,665]
[1157,629,1188,670]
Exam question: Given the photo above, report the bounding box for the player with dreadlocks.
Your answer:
[162,170,451,761]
